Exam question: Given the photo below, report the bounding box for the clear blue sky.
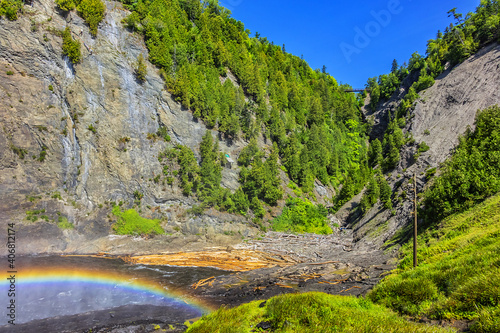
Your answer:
[223,0,480,88]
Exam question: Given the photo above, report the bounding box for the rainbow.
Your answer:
[1,266,214,314]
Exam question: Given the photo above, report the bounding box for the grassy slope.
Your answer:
[186,292,452,333]
[186,193,500,332]
[369,193,500,332]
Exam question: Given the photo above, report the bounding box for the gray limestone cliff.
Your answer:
[0,0,259,255]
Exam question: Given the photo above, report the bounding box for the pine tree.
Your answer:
[199,131,222,203]
[135,54,147,82]
[391,59,399,73]
[368,139,383,168]
[378,175,392,209]
[262,143,283,205]
[62,27,81,64]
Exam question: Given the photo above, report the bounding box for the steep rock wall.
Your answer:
[0,0,256,254]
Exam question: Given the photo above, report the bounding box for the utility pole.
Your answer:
[413,173,418,268]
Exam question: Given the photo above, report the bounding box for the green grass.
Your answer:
[186,292,452,333]
[369,193,500,332]
[112,206,164,236]
[271,197,332,235]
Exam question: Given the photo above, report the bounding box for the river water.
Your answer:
[0,255,228,327]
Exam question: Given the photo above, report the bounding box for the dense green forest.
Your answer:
[118,0,371,217]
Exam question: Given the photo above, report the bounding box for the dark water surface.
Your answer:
[0,255,228,326]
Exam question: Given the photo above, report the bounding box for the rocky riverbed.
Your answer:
[2,227,395,333]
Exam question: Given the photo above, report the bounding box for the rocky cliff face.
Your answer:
[0,0,258,255]
[341,42,500,249]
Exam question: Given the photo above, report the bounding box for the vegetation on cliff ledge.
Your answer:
[55,0,105,36]
[62,26,82,64]
[271,197,332,235]
[0,0,22,20]
[112,206,164,236]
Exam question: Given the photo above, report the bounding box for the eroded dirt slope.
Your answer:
[341,42,500,249]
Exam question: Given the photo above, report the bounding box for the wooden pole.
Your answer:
[413,173,418,268]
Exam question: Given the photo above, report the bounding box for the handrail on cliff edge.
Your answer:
[343,88,372,93]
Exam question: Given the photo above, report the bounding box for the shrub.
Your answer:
[38,149,47,162]
[156,126,171,141]
[230,188,249,215]
[133,190,143,201]
[55,0,75,11]
[77,0,105,37]
[122,11,141,31]
[175,145,200,196]
[272,197,332,235]
[11,145,27,159]
[250,196,265,218]
[425,167,437,179]
[61,27,81,64]
[413,72,435,92]
[0,0,23,20]
[418,141,430,153]
[57,216,74,229]
[135,53,147,82]
[112,206,163,236]
[26,210,40,222]
[379,175,392,209]
[188,204,204,216]
[360,177,380,214]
